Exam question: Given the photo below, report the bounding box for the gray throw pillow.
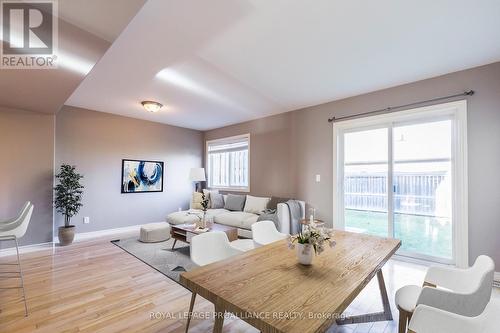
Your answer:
[211,193,225,209]
[224,194,246,211]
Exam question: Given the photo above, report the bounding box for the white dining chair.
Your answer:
[251,220,288,247]
[186,232,243,332]
[190,231,243,266]
[395,255,495,333]
[408,297,500,333]
[0,201,34,317]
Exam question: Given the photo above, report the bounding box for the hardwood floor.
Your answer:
[0,233,498,333]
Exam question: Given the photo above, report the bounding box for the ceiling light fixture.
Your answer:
[141,101,163,113]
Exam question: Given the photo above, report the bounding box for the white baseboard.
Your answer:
[53,224,142,243]
[0,242,54,258]
[391,254,451,268]
[0,224,143,258]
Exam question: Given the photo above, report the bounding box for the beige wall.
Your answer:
[204,61,500,267]
[55,106,203,233]
[204,113,295,198]
[0,107,54,247]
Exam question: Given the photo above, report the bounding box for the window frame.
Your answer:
[332,100,468,267]
[206,133,250,192]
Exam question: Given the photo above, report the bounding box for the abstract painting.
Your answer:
[121,159,164,193]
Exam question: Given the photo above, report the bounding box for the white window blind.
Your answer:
[207,134,249,191]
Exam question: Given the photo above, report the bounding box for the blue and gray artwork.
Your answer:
[122,160,163,193]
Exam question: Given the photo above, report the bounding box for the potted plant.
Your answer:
[54,164,84,246]
[287,224,336,265]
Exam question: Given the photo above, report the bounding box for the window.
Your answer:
[206,134,250,191]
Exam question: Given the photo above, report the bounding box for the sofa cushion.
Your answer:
[244,195,270,214]
[211,193,225,209]
[214,211,259,230]
[167,209,228,225]
[224,194,246,211]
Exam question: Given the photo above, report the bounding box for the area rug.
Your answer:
[111,237,197,283]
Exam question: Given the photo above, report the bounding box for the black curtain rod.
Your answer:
[327,90,474,123]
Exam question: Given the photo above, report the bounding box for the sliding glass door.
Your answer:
[392,120,452,260]
[336,101,467,264]
[344,127,389,238]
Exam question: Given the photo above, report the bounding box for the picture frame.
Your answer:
[121,159,164,193]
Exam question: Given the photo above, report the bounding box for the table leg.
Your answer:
[171,239,177,250]
[185,292,196,333]
[336,269,393,325]
[213,303,225,333]
[377,268,393,321]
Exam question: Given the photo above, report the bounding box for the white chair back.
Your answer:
[16,201,31,222]
[190,231,242,266]
[1,201,30,225]
[460,255,495,315]
[0,202,33,239]
[251,220,287,247]
[0,201,32,317]
[15,203,33,238]
[417,255,495,317]
[409,298,500,333]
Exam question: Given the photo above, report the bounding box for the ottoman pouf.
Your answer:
[139,222,171,243]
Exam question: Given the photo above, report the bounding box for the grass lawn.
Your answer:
[345,209,452,259]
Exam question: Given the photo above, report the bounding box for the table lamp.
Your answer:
[189,168,206,192]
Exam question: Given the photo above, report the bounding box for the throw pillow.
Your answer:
[244,195,271,214]
[211,193,225,209]
[224,194,246,211]
[191,192,204,210]
[203,189,218,207]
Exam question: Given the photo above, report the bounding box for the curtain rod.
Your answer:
[327,90,474,123]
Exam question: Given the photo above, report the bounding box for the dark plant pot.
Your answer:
[58,226,75,246]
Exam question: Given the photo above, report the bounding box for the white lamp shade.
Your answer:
[189,168,206,181]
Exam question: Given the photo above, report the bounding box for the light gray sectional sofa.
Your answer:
[166,193,305,238]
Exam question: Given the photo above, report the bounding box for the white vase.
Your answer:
[296,243,314,265]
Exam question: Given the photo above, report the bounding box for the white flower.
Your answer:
[287,225,335,256]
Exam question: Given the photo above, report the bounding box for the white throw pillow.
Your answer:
[203,189,219,207]
[191,192,204,210]
[244,195,270,214]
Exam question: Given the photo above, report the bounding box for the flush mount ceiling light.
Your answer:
[141,101,163,113]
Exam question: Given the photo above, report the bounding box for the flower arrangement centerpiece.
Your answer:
[287,224,336,265]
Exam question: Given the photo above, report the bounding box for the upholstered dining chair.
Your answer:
[251,220,288,247]
[0,201,34,317]
[395,255,495,333]
[408,298,500,333]
[186,232,243,332]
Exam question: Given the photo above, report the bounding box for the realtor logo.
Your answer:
[1,0,58,69]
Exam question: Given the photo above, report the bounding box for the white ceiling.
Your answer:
[59,0,146,42]
[66,0,500,131]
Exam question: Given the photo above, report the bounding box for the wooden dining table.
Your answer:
[180,230,401,333]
